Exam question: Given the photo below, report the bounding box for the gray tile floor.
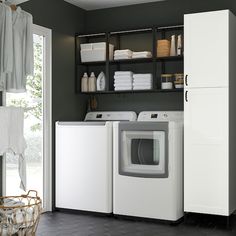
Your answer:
[37,212,236,236]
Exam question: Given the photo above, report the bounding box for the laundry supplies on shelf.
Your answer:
[81,72,88,92]
[88,72,97,92]
[80,42,114,62]
[132,51,152,59]
[114,49,133,60]
[114,71,133,91]
[133,73,153,90]
[96,71,106,91]
[157,40,170,57]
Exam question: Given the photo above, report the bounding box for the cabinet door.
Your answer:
[184,88,229,215]
[184,10,229,88]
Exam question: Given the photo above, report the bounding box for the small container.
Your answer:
[161,74,173,90]
[174,73,184,83]
[174,73,184,88]
[157,40,170,57]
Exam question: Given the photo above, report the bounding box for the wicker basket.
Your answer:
[0,190,42,236]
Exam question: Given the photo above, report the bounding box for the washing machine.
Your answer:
[113,111,183,221]
[56,111,137,214]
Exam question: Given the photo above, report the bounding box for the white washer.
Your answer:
[56,111,137,214]
[113,111,184,221]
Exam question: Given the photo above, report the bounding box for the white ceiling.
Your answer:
[64,0,165,11]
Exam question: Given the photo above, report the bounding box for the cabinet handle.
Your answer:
[185,91,188,102]
[185,75,188,86]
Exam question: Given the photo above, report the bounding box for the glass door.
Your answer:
[119,122,169,178]
[2,25,52,211]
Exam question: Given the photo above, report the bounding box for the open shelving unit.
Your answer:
[75,25,184,94]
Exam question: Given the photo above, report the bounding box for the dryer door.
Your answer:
[118,122,169,178]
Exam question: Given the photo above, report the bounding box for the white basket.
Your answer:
[80,43,114,62]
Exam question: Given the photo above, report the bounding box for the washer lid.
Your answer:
[85,111,137,121]
[138,111,183,122]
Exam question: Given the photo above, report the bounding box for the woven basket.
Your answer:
[0,190,42,236]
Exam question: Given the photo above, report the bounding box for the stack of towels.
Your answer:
[114,49,132,60]
[133,73,153,90]
[132,51,152,59]
[114,71,133,91]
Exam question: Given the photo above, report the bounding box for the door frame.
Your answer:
[2,24,52,212]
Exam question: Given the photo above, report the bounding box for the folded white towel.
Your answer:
[132,51,152,59]
[115,71,133,76]
[133,73,153,79]
[133,87,152,90]
[114,49,133,55]
[114,75,133,81]
[114,55,132,60]
[114,84,133,88]
[114,81,133,86]
[133,83,153,87]
[134,84,152,88]
[133,84,153,89]
[132,54,152,59]
[133,78,153,83]
[115,86,133,91]
[0,107,27,191]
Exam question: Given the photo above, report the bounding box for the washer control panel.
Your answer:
[85,112,137,121]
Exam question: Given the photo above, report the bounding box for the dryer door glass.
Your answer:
[119,122,168,178]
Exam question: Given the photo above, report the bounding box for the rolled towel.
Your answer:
[115,71,133,76]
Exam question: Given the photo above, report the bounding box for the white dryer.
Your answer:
[113,111,183,221]
[56,111,137,214]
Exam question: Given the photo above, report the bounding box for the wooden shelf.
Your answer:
[79,88,183,95]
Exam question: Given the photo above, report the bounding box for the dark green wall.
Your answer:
[85,0,236,32]
[83,0,236,113]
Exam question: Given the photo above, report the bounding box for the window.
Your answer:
[2,25,52,211]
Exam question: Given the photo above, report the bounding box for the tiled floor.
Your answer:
[37,212,236,236]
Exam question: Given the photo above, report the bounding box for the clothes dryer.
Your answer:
[113,111,183,221]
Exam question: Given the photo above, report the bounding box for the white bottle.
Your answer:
[88,72,97,92]
[170,35,176,56]
[97,72,106,91]
[177,35,182,56]
[81,72,88,92]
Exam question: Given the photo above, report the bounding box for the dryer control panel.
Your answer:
[138,111,183,122]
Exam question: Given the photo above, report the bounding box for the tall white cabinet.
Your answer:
[184,10,236,216]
